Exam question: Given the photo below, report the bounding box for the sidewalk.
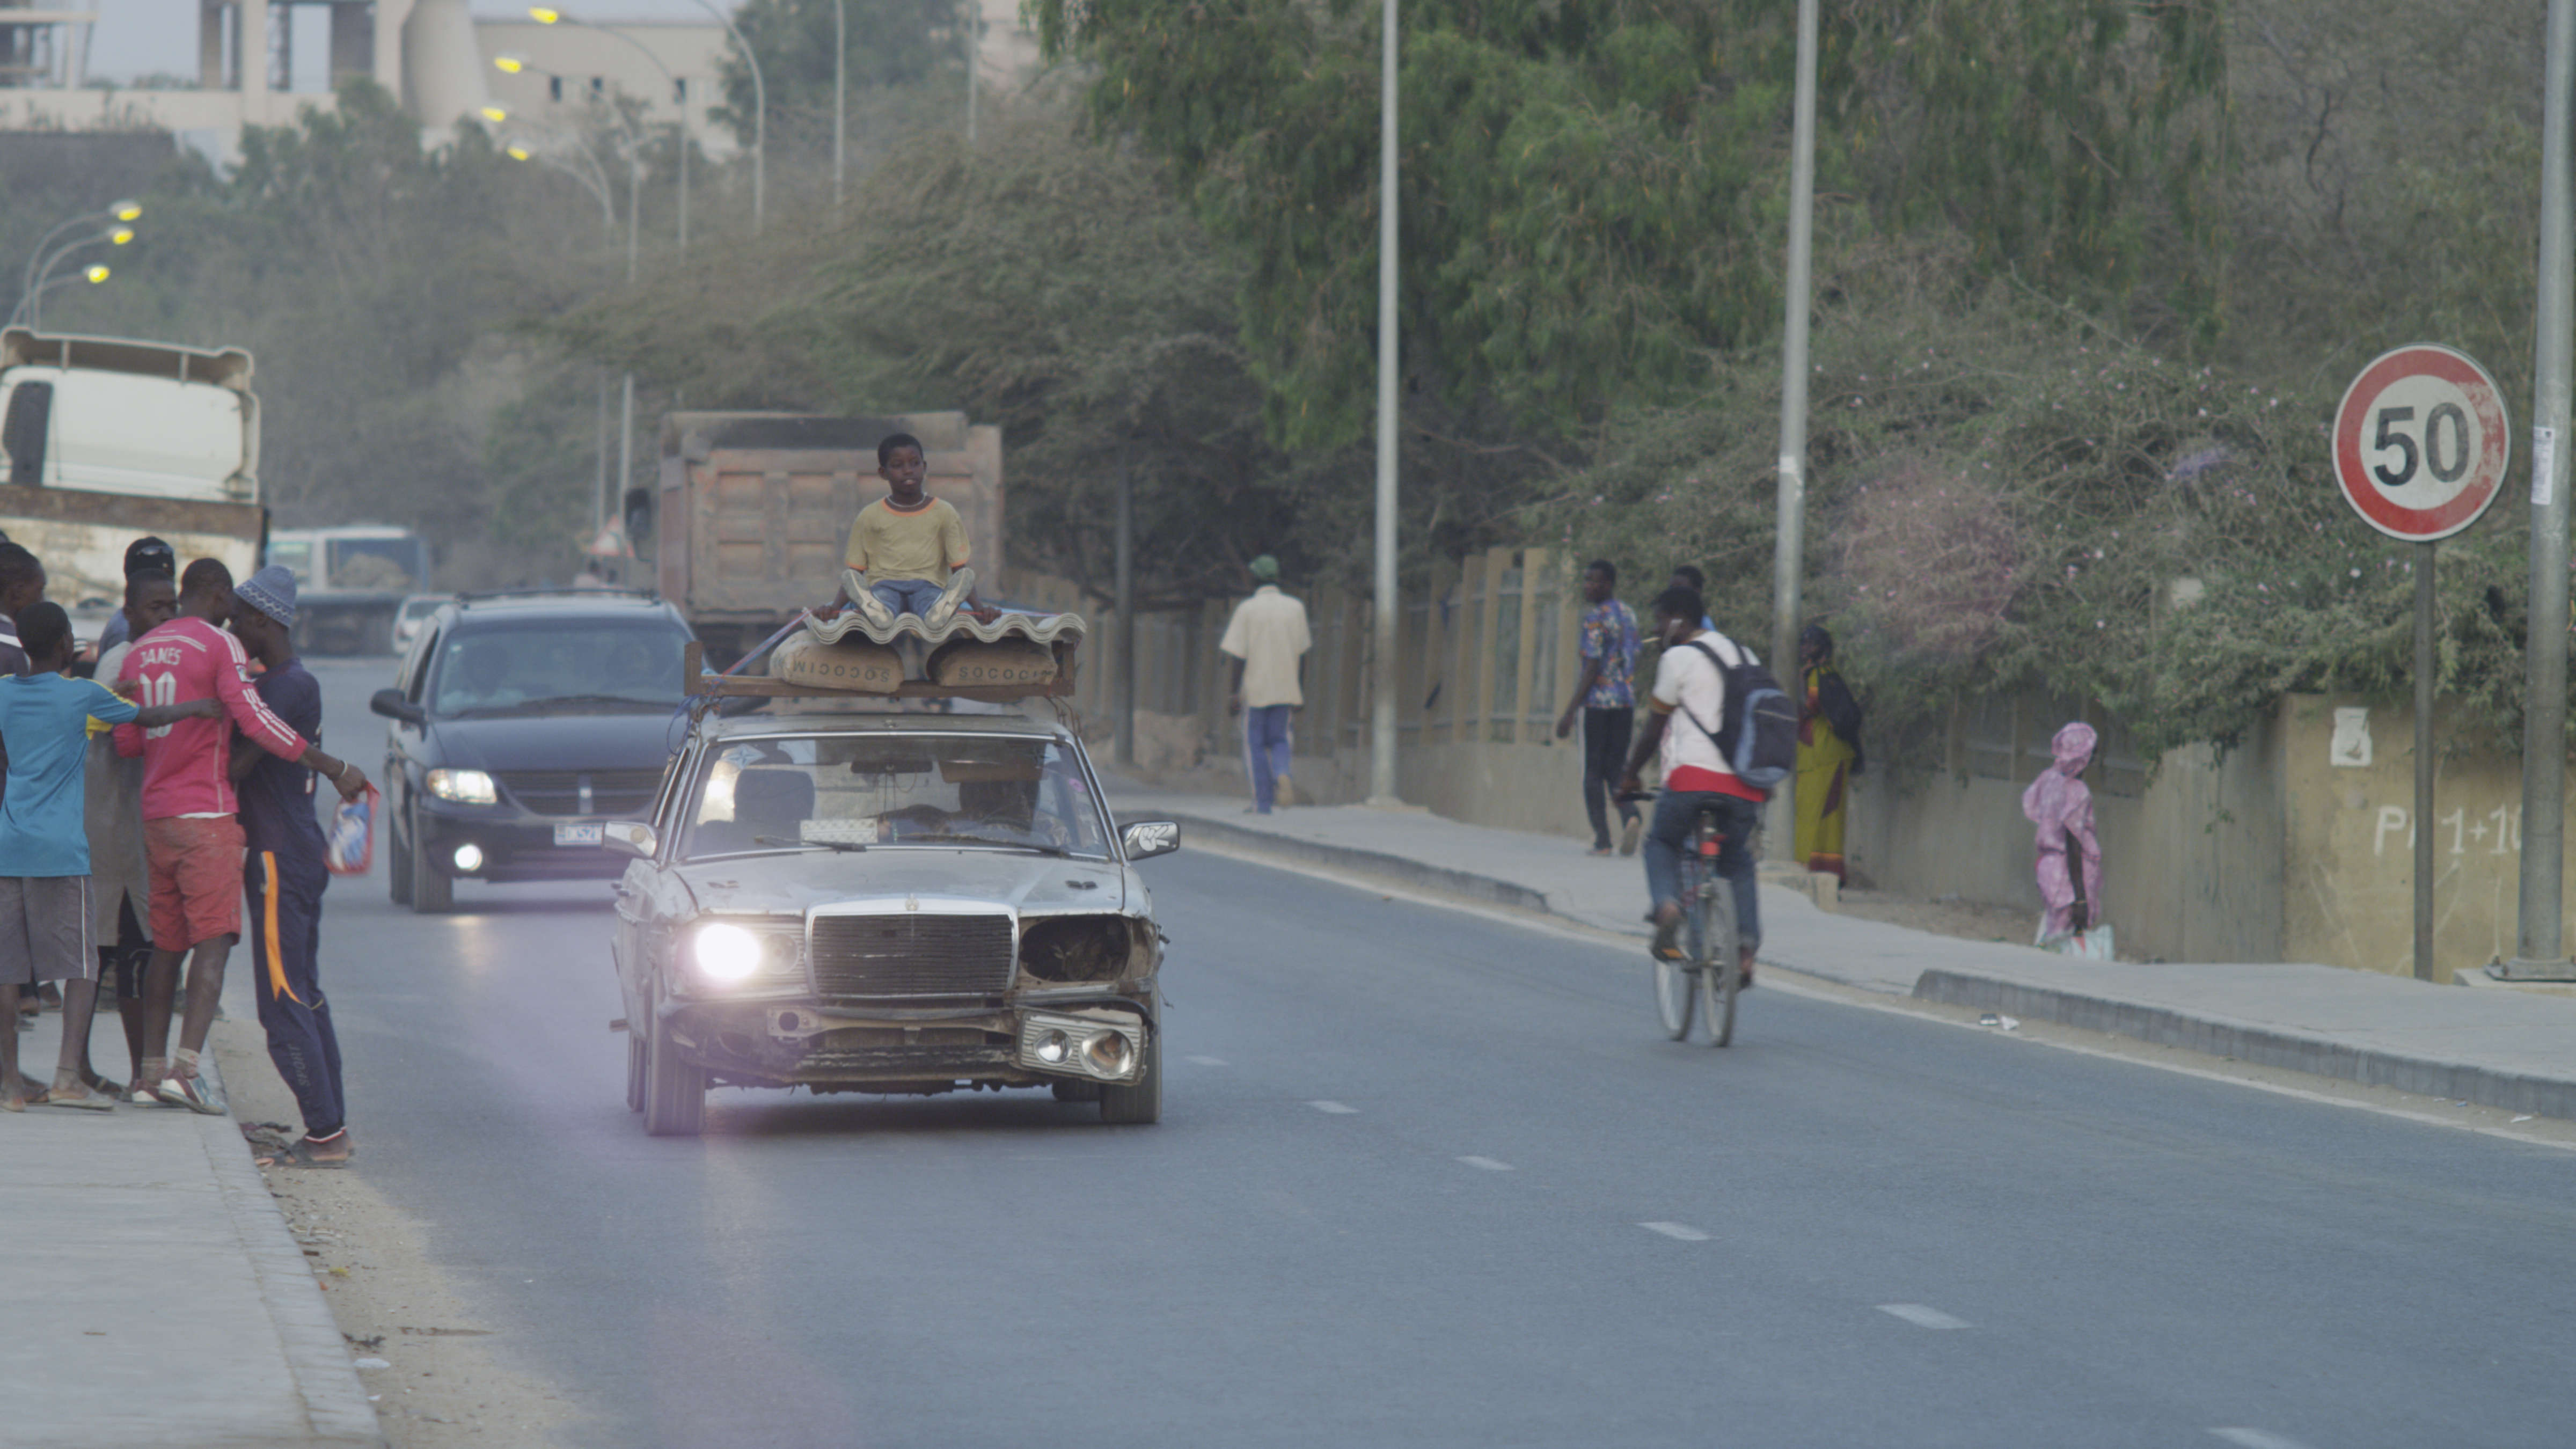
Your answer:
[1116,785,2576,1123]
[0,995,382,1447]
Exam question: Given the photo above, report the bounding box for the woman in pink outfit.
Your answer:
[2021,721,2102,945]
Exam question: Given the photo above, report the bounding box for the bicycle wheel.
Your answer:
[1703,881,1741,1049]
[1653,868,1699,1041]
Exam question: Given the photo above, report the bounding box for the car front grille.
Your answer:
[808,913,1015,998]
[497,769,662,818]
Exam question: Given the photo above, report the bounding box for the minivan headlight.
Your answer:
[426,768,497,804]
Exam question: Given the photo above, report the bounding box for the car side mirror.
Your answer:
[603,820,657,860]
[1120,820,1180,861]
[370,688,425,725]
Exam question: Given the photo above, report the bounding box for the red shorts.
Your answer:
[145,815,246,951]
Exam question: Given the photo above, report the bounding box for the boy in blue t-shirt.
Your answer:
[0,603,216,1110]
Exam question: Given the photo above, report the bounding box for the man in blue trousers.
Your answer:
[226,567,352,1166]
[1219,555,1311,814]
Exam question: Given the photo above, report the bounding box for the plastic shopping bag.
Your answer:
[326,791,376,877]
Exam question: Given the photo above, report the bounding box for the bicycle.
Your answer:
[1624,792,1746,1048]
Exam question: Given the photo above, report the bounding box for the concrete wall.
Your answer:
[1844,712,2287,966]
[1035,559,2576,979]
[2275,695,2576,984]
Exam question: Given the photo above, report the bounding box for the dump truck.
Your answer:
[268,523,432,655]
[0,327,266,632]
[651,412,1002,668]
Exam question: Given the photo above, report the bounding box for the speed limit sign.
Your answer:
[2332,343,2511,542]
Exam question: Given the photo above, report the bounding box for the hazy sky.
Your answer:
[84,2,732,87]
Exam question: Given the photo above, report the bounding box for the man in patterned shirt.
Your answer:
[1555,560,1643,855]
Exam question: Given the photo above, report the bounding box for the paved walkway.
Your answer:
[0,993,381,1447]
[1114,785,2576,1122]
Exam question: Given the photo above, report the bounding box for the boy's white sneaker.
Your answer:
[923,567,977,631]
[843,570,897,631]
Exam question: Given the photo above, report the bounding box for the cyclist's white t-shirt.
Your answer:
[1650,630,1762,801]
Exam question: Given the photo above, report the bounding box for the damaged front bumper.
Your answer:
[657,992,1152,1095]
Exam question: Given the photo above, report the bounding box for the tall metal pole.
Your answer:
[1364,0,1401,806]
[2415,541,2438,981]
[617,373,635,557]
[594,375,611,536]
[1768,0,1820,862]
[963,0,978,145]
[832,0,847,206]
[2507,0,2576,980]
[687,0,762,232]
[1116,459,1136,767]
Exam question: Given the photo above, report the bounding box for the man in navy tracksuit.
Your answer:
[227,567,352,1166]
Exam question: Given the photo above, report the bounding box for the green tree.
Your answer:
[1030,0,2227,448]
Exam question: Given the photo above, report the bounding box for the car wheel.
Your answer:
[642,985,705,1137]
[1097,1019,1160,1126]
[625,1032,647,1113]
[409,808,452,914]
[1050,1081,1102,1103]
[387,808,414,906]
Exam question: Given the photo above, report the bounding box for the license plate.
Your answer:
[553,823,604,847]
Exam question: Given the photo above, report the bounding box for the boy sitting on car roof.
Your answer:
[824,432,995,632]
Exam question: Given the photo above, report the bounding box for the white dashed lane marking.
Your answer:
[1307,1100,1359,1115]
[1876,1304,1971,1330]
[2209,1430,2315,1449]
[1457,1156,1514,1172]
[1184,1055,1227,1066]
[1638,1222,1710,1241]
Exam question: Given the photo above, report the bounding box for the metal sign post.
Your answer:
[2331,343,2512,981]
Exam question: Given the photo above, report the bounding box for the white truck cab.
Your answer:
[0,328,265,617]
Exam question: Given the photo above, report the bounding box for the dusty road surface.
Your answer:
[285,657,2576,1449]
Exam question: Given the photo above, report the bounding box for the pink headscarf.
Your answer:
[2021,721,2097,835]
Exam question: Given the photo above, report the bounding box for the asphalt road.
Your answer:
[302,658,2576,1449]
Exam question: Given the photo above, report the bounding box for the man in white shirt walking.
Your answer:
[1219,555,1312,814]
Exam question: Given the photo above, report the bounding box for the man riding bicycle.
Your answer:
[1618,584,1761,986]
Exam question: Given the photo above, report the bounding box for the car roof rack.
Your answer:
[680,633,1083,707]
[451,587,662,605]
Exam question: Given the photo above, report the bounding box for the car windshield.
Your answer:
[682,733,1111,861]
[427,620,691,717]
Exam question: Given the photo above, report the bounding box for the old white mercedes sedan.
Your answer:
[605,703,1179,1136]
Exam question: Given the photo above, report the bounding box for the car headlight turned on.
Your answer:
[685,918,804,992]
[426,767,498,804]
[691,921,764,984]
[1018,1010,1145,1082]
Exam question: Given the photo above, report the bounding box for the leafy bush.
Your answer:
[1546,229,2536,769]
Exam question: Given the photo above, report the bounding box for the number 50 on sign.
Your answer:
[2332,343,2511,543]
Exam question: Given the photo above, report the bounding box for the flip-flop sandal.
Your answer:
[31,1086,115,1111]
[256,1138,348,1170]
[82,1073,125,1100]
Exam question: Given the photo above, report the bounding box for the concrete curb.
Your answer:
[1162,811,1554,914]
[196,1060,387,1448]
[1912,969,2576,1122]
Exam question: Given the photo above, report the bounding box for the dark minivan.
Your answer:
[371,590,693,913]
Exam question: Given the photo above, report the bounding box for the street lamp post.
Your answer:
[833,0,847,206]
[13,225,136,330]
[2508,0,2576,979]
[965,0,974,145]
[507,136,622,536]
[1767,0,1820,863]
[671,0,764,231]
[1365,0,1399,806]
[509,24,692,251]
[14,265,111,331]
[16,197,138,327]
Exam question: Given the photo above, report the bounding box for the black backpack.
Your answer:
[1680,637,1798,793]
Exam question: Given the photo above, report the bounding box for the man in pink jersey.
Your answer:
[114,559,371,1112]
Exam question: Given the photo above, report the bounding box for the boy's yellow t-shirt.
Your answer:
[845,497,970,584]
